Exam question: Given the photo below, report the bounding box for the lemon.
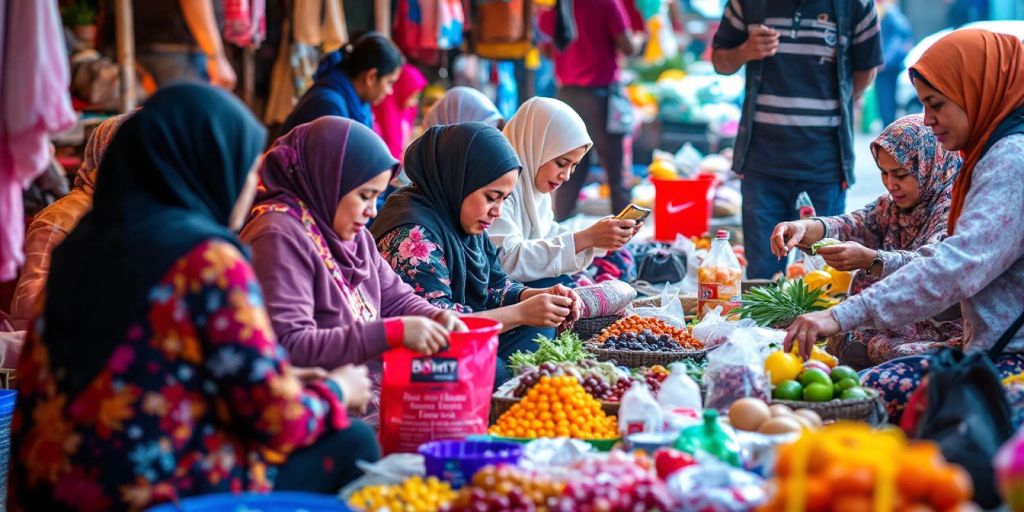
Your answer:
[765,350,804,385]
[824,265,853,295]
[648,159,678,180]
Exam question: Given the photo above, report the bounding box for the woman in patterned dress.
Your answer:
[783,29,1024,423]
[11,84,378,511]
[371,123,582,385]
[771,115,963,367]
[239,116,465,426]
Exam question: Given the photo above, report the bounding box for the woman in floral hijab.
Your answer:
[771,115,963,366]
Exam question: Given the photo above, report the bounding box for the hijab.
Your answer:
[258,117,399,287]
[422,86,503,129]
[45,84,266,397]
[371,123,522,310]
[866,114,961,250]
[74,113,132,194]
[909,29,1024,233]
[373,64,428,159]
[501,97,592,240]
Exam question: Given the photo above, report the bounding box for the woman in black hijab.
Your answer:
[11,84,378,511]
[372,123,582,384]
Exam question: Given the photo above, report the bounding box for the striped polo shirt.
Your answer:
[715,0,883,182]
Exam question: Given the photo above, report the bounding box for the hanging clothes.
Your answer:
[0,0,77,281]
[223,0,267,48]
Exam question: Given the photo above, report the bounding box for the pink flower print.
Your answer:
[109,345,136,374]
[397,227,437,266]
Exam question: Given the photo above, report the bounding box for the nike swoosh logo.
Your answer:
[666,201,696,214]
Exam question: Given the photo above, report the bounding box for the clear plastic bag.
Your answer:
[703,326,770,412]
[626,287,688,329]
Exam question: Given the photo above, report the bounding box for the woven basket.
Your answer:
[771,395,888,425]
[491,394,620,424]
[585,343,707,368]
[572,315,622,341]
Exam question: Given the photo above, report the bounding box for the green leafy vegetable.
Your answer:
[508,331,587,371]
[810,238,842,255]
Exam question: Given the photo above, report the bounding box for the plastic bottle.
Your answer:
[618,381,663,437]
[698,230,742,318]
[672,409,741,467]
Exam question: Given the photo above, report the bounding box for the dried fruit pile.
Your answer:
[594,315,702,351]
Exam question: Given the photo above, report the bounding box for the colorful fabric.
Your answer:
[489,97,596,282]
[909,29,1024,233]
[258,117,398,288]
[371,123,522,311]
[10,114,131,330]
[44,84,266,398]
[422,86,503,129]
[861,353,1024,427]
[0,0,77,280]
[10,241,349,511]
[373,65,428,160]
[376,224,525,313]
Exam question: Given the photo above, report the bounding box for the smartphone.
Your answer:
[615,204,652,223]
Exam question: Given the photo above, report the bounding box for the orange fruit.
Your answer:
[830,494,873,512]
[898,447,939,502]
[804,475,832,512]
[928,465,972,510]
[827,464,876,496]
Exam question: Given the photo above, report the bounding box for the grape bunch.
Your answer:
[605,376,635,402]
[644,370,668,395]
[556,454,676,512]
[512,362,560,397]
[580,375,613,401]
[601,331,683,352]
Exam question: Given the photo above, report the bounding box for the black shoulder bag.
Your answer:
[912,310,1024,508]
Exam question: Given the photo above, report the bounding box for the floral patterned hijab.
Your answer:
[867,114,962,250]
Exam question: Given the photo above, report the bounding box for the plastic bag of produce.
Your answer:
[573,280,637,318]
[703,326,770,412]
[380,318,500,454]
[666,457,767,511]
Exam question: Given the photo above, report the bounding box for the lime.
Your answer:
[830,365,859,384]
[765,351,804,385]
[774,380,804,401]
[840,387,870,400]
[835,378,859,392]
[803,383,834,402]
[799,368,832,389]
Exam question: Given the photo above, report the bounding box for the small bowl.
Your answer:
[418,440,523,489]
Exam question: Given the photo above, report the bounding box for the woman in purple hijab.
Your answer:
[240,117,465,419]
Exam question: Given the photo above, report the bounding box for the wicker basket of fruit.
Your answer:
[572,315,622,341]
[587,315,706,367]
[767,357,888,425]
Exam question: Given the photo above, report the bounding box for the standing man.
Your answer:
[712,0,883,279]
[540,0,640,221]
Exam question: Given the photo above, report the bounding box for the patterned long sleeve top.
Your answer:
[376,225,526,313]
[832,135,1024,353]
[11,241,349,512]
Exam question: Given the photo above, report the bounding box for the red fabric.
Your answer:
[539,0,631,88]
[373,65,428,160]
[384,318,405,348]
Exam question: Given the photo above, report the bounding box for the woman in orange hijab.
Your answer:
[781,29,1024,424]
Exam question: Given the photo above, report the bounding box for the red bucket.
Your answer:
[652,174,716,241]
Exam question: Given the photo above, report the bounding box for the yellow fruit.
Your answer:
[803,270,833,292]
[648,158,679,180]
[791,344,839,368]
[765,350,804,384]
[824,265,853,295]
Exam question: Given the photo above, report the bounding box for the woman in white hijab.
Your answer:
[490,97,639,284]
[423,86,505,129]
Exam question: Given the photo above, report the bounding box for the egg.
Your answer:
[769,404,794,418]
[757,416,803,435]
[790,413,815,430]
[728,398,771,432]
[794,409,823,427]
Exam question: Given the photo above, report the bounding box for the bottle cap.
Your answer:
[716,230,729,240]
